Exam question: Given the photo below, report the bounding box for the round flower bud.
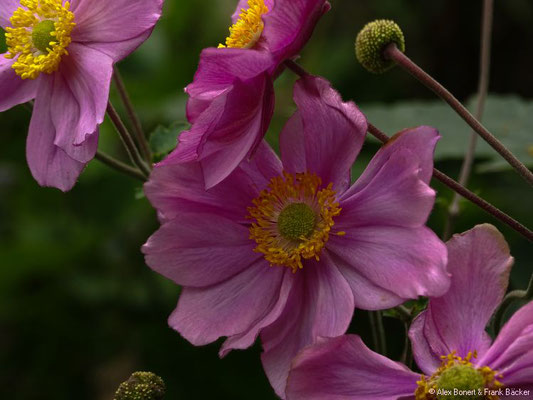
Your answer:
[114,371,166,400]
[355,19,405,74]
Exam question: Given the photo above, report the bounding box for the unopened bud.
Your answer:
[114,371,166,400]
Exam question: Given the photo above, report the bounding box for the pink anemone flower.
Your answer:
[163,0,331,188]
[0,0,163,191]
[287,224,533,400]
[142,74,450,397]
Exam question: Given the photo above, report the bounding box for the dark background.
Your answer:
[1,0,532,399]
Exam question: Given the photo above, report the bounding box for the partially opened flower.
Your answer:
[142,74,449,397]
[287,224,532,400]
[163,0,331,188]
[0,0,163,191]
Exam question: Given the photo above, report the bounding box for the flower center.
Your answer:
[415,351,503,400]
[4,0,75,80]
[219,0,268,49]
[247,172,344,272]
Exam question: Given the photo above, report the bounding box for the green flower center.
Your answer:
[277,203,316,241]
[31,20,56,53]
[436,365,485,400]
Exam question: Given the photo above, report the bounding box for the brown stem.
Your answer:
[444,0,494,239]
[383,43,533,186]
[368,123,533,242]
[95,151,147,182]
[113,67,152,163]
[284,59,309,78]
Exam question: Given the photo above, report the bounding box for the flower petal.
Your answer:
[478,301,533,387]
[261,258,354,398]
[280,75,367,193]
[169,259,287,347]
[327,225,449,304]
[0,0,19,28]
[70,0,163,61]
[410,224,513,369]
[142,212,260,287]
[26,76,94,191]
[50,43,112,162]
[286,335,419,400]
[0,55,39,112]
[231,0,274,24]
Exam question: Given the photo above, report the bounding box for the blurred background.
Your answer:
[1,0,532,398]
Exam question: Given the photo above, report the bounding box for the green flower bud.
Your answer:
[114,371,166,400]
[355,19,405,74]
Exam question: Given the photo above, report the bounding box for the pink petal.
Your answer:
[169,259,287,347]
[231,0,274,24]
[0,55,38,112]
[26,77,95,191]
[0,0,19,28]
[51,43,112,162]
[286,335,419,400]
[327,225,449,305]
[261,258,354,398]
[410,224,513,371]
[142,212,260,287]
[70,0,163,62]
[280,75,367,193]
[478,301,533,387]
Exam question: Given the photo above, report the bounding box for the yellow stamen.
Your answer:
[5,0,75,79]
[248,172,342,272]
[219,0,268,49]
[415,351,503,400]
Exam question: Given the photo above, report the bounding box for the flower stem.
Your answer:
[383,43,533,186]
[113,66,152,163]
[95,150,147,182]
[107,101,151,177]
[369,311,387,356]
[492,274,533,335]
[444,0,494,240]
[284,59,309,77]
[368,123,533,242]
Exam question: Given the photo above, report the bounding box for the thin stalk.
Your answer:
[368,311,379,353]
[107,101,151,177]
[368,123,533,242]
[369,311,387,356]
[113,67,152,163]
[95,151,146,182]
[383,43,533,186]
[493,275,533,335]
[444,0,494,239]
[284,59,310,78]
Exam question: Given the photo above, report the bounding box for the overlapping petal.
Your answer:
[287,335,419,400]
[0,0,19,28]
[0,56,39,112]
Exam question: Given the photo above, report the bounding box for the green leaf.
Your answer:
[360,95,533,172]
[149,121,189,162]
[0,28,7,54]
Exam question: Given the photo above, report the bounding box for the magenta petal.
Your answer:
[50,44,112,162]
[26,78,94,191]
[410,224,513,369]
[169,259,286,347]
[142,212,260,287]
[0,56,39,112]
[0,0,19,28]
[280,75,367,193]
[478,301,533,386]
[261,258,354,398]
[408,312,442,375]
[70,0,163,62]
[327,226,449,304]
[287,335,419,400]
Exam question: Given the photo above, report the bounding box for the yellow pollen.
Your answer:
[415,351,503,400]
[219,0,268,49]
[247,172,342,273]
[5,0,75,79]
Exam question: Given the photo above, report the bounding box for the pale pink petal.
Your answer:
[169,259,286,346]
[261,258,354,398]
[410,225,513,369]
[0,0,19,28]
[0,55,39,112]
[287,335,419,400]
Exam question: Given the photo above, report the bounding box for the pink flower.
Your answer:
[162,0,331,188]
[286,224,532,400]
[142,74,450,397]
[0,0,163,191]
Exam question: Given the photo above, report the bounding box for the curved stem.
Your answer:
[444,0,494,239]
[368,123,533,242]
[284,59,309,78]
[107,101,151,177]
[383,43,533,186]
[493,275,533,335]
[95,151,147,182]
[113,66,152,163]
